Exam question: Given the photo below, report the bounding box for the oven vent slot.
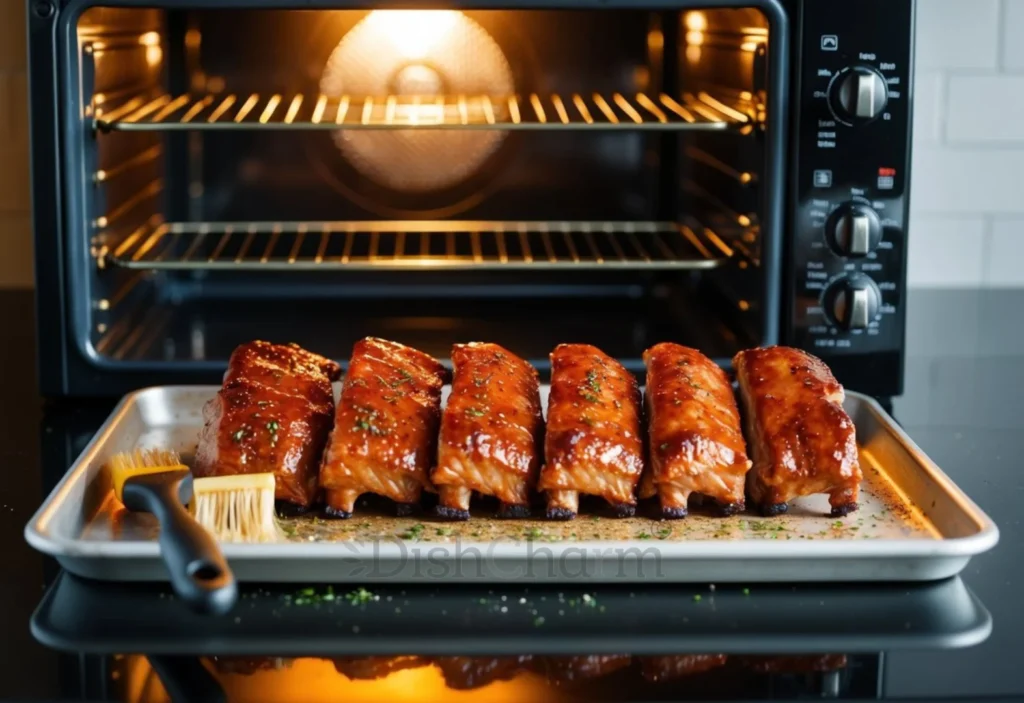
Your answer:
[94,92,752,132]
[102,220,732,270]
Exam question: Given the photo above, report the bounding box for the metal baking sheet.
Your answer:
[25,385,999,583]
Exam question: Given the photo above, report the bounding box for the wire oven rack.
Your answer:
[100,220,735,271]
[93,91,752,131]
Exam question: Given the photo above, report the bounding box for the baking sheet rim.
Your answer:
[24,386,1000,569]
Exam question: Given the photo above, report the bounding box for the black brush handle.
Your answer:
[123,471,237,615]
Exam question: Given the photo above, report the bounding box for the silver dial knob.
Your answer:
[831,66,889,122]
[825,275,882,331]
[826,203,883,257]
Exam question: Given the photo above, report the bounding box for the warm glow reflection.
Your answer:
[145,45,162,67]
[686,45,702,63]
[685,11,707,31]
[738,214,752,227]
[362,10,461,60]
[138,31,160,46]
[685,30,705,46]
[647,29,664,51]
[119,656,567,703]
[740,41,758,52]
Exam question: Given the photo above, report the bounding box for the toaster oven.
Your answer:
[28,0,914,399]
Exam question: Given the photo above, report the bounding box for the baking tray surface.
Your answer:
[25,385,999,583]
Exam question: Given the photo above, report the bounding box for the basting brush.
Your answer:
[110,448,237,615]
[190,472,281,544]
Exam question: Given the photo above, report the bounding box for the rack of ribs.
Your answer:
[538,343,644,519]
[193,341,341,509]
[733,346,862,517]
[319,337,449,518]
[639,343,751,518]
[432,342,543,520]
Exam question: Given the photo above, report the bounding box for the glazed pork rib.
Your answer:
[193,341,341,509]
[432,343,543,520]
[640,343,751,518]
[733,346,862,517]
[538,344,644,519]
[319,337,449,518]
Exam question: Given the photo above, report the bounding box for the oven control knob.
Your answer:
[825,203,883,257]
[831,66,889,122]
[825,275,882,331]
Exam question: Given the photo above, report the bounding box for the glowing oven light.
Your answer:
[363,10,461,61]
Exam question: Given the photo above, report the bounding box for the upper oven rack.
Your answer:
[99,219,735,271]
[93,91,752,132]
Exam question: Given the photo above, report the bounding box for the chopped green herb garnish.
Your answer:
[401,524,425,540]
[232,428,248,442]
[436,527,454,536]
[580,391,600,403]
[580,415,596,427]
[345,587,375,605]
[832,520,844,529]
[348,378,368,388]
[524,527,544,541]
[586,369,601,394]
[266,420,279,433]
[465,407,487,418]
[637,532,652,539]
[473,374,492,387]
[659,443,669,451]
[656,527,673,540]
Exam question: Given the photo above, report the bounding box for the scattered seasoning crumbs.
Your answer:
[400,524,425,540]
[346,588,376,605]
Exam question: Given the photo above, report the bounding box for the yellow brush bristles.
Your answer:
[190,473,280,543]
[109,448,187,502]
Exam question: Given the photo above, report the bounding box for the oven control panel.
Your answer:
[787,0,914,396]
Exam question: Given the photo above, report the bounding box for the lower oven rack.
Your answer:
[100,219,736,271]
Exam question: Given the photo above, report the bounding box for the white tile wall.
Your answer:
[909,0,1024,287]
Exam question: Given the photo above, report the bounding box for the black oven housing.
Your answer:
[28,0,914,399]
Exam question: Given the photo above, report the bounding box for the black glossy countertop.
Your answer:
[2,289,1023,702]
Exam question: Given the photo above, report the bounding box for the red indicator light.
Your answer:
[878,167,897,177]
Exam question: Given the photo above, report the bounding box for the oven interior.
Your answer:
[76,7,770,374]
